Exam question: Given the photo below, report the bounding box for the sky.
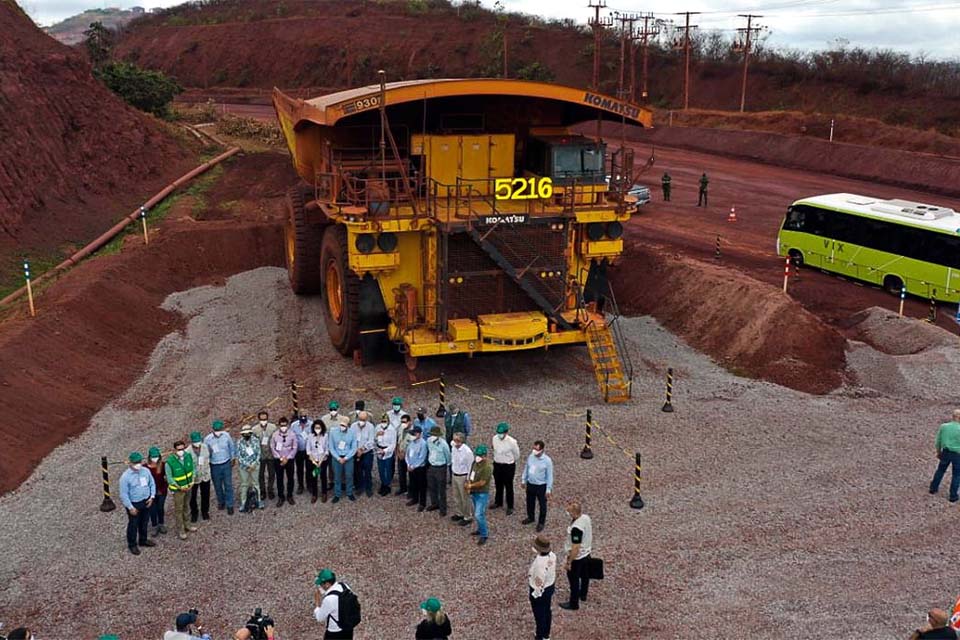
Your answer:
[20,0,960,59]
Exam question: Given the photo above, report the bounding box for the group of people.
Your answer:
[659,170,709,206]
[118,398,560,553]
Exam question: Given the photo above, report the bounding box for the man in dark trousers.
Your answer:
[929,409,960,502]
[661,172,671,201]
[697,172,709,206]
[559,501,593,611]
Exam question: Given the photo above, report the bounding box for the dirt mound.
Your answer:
[0,0,191,249]
[612,243,847,394]
[847,306,959,356]
[0,219,283,495]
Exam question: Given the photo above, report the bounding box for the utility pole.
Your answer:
[673,12,699,110]
[615,12,640,100]
[734,14,764,112]
[588,1,612,92]
[636,13,661,102]
[503,26,509,78]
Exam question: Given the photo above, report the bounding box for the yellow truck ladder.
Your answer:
[586,316,632,403]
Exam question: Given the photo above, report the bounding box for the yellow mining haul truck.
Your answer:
[273,78,652,402]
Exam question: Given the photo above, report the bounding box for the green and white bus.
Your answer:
[778,193,960,303]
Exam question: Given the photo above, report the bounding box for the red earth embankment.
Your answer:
[633,126,960,199]
[0,0,191,250]
[612,242,848,394]
[0,220,283,495]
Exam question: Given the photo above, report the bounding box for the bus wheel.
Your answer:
[883,275,904,296]
[788,249,804,267]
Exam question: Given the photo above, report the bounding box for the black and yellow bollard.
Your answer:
[927,297,937,323]
[714,235,721,260]
[291,380,299,417]
[661,367,675,413]
[629,452,644,510]
[99,456,116,512]
[436,371,447,418]
[580,409,594,459]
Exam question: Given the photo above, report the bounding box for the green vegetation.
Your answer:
[514,61,553,82]
[94,61,183,117]
[0,252,61,301]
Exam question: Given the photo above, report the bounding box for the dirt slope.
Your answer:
[0,0,191,249]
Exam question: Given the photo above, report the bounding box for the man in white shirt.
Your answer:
[374,414,397,495]
[559,501,593,611]
[491,422,521,515]
[313,568,351,639]
[352,411,376,498]
[449,431,474,526]
[528,535,557,640]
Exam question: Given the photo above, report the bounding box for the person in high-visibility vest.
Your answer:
[165,439,198,541]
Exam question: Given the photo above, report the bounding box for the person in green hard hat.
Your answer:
[491,422,521,515]
[119,451,156,555]
[415,597,452,639]
[165,439,198,540]
[189,431,211,522]
[313,568,361,638]
[145,445,169,537]
[465,444,493,545]
[321,400,342,432]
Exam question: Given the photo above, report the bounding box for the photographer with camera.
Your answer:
[239,607,276,640]
[162,610,210,640]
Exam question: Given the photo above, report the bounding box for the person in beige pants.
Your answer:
[449,432,474,526]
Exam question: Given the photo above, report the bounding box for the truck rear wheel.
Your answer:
[321,225,361,355]
[285,185,324,294]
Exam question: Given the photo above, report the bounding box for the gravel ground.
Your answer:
[1,266,959,639]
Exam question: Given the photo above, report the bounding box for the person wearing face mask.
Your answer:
[528,535,557,640]
[465,444,493,544]
[119,451,156,555]
[321,400,342,432]
[329,415,359,503]
[395,414,414,496]
[413,406,437,439]
[348,399,366,425]
[352,410,376,498]
[237,424,263,512]
[559,501,593,611]
[165,439,198,540]
[405,425,429,511]
[252,410,277,501]
[374,413,396,495]
[145,445,169,537]
[426,425,451,516]
[449,431,474,527]
[189,431,212,522]
[291,412,313,496]
[387,396,409,431]
[271,416,297,506]
[307,419,330,503]
[491,422,521,515]
[443,404,472,444]
[204,419,237,515]
[521,440,554,532]
[414,597,452,639]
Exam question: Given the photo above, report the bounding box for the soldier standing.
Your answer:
[660,172,671,201]
[697,172,709,207]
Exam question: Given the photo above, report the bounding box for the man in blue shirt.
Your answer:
[426,425,452,516]
[405,425,429,511]
[204,419,236,515]
[521,440,554,532]
[329,415,358,502]
[414,407,437,438]
[119,451,157,555]
[291,413,312,496]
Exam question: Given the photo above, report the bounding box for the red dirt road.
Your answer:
[625,143,960,336]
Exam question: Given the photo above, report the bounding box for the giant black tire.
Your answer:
[320,225,361,356]
[284,185,324,294]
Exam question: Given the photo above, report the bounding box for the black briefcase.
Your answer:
[586,557,604,580]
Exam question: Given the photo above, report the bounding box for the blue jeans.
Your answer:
[332,456,354,498]
[377,456,395,489]
[472,492,489,538]
[210,462,235,508]
[931,449,960,500]
[356,452,374,493]
[149,493,166,526]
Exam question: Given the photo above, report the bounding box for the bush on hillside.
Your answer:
[94,61,183,117]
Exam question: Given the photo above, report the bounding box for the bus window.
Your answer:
[783,206,805,231]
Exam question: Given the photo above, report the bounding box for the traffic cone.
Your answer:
[727,207,737,223]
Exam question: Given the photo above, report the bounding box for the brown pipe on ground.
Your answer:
[0,146,241,308]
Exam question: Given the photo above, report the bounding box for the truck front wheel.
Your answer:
[320,225,361,355]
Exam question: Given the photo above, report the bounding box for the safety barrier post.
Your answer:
[436,372,447,418]
[927,297,937,323]
[291,380,299,417]
[629,452,644,509]
[23,260,35,317]
[782,256,790,293]
[661,368,674,413]
[140,206,149,245]
[580,409,594,459]
[898,286,906,317]
[714,235,721,260]
[99,456,116,512]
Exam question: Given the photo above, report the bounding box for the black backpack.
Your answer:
[332,583,361,631]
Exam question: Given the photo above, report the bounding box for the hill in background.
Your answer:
[43,6,148,45]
